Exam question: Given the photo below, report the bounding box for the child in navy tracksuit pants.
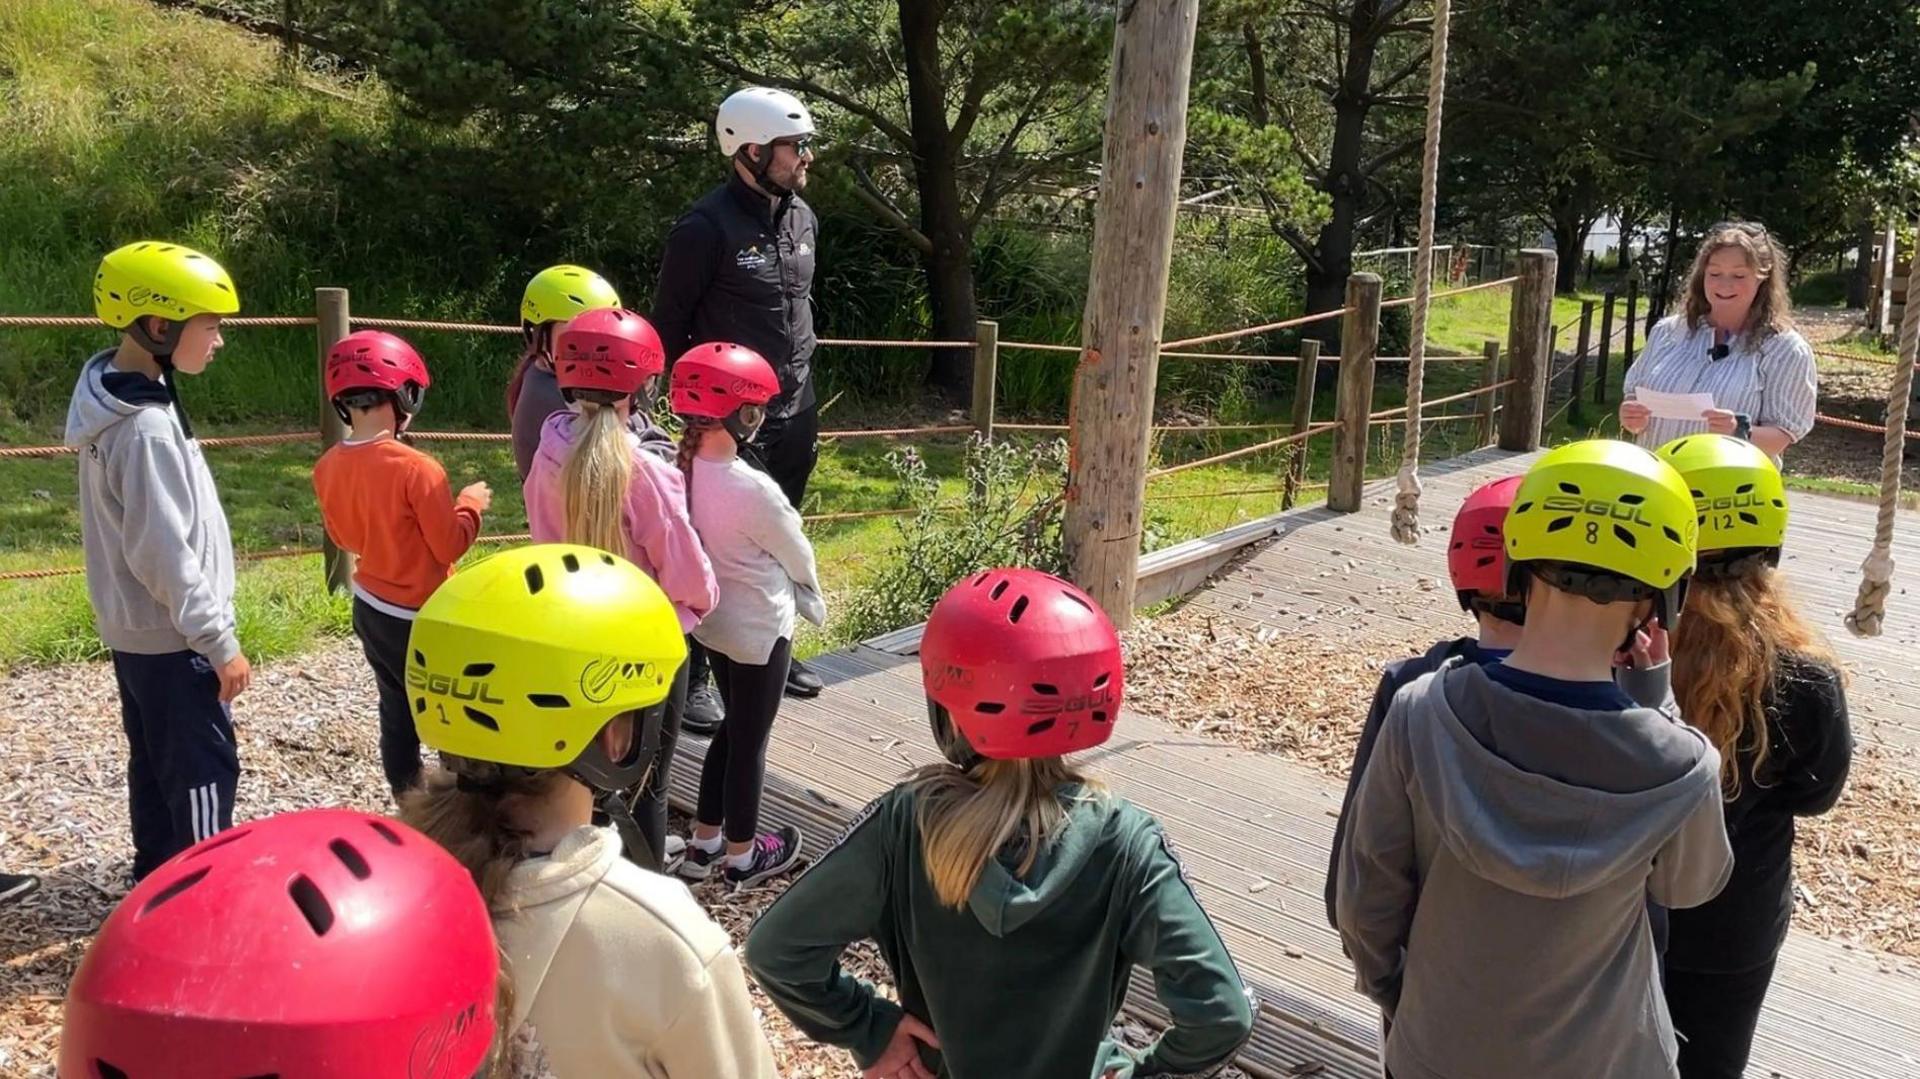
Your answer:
[70,352,245,879]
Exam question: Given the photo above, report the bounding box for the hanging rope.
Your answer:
[1846,221,1918,637]
[1389,0,1454,545]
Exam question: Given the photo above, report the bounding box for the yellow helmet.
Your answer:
[1655,435,1787,575]
[521,265,621,326]
[94,241,241,330]
[408,544,687,791]
[1504,439,1698,626]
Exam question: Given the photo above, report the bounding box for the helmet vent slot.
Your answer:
[1664,526,1684,544]
[562,553,581,573]
[183,828,252,861]
[989,579,1010,600]
[138,866,211,918]
[1032,683,1059,695]
[288,874,335,936]
[1545,516,1574,533]
[369,820,404,846]
[464,706,501,731]
[528,694,570,708]
[601,553,616,565]
[1008,595,1031,623]
[95,1062,131,1079]
[1475,554,1497,568]
[524,564,545,594]
[1060,589,1094,613]
[1514,501,1533,514]
[1092,710,1110,723]
[463,663,495,677]
[976,701,1006,715]
[414,696,426,715]
[1092,672,1111,689]
[329,839,371,880]
[1736,483,1754,494]
[1613,525,1637,547]
[1025,718,1056,737]
[1557,482,1581,495]
[1738,512,1758,526]
[1618,493,1644,505]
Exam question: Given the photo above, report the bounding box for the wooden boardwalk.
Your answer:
[673,446,1920,1078]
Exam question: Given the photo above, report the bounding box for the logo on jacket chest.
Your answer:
[735,245,769,271]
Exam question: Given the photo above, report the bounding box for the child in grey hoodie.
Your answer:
[67,241,249,880]
[1336,440,1733,1079]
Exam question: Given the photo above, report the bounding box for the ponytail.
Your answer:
[676,419,715,510]
[400,761,562,1078]
[560,398,633,557]
[907,756,1100,910]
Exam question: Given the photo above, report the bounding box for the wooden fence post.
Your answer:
[1623,277,1639,369]
[1595,289,1615,405]
[1283,339,1320,508]
[1498,250,1556,451]
[1569,298,1594,425]
[1873,221,1898,333]
[316,287,352,594]
[971,319,998,441]
[1329,273,1382,513]
[1477,340,1502,448]
[1061,0,1200,628]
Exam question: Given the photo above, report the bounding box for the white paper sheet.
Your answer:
[1632,388,1716,421]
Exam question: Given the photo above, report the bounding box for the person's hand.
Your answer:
[217,652,252,704]
[862,1014,939,1079]
[1619,399,1652,434]
[460,481,493,512]
[1614,618,1669,669]
[1701,408,1739,435]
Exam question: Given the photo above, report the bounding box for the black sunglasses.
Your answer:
[771,135,815,155]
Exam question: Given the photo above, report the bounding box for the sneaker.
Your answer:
[0,871,40,907]
[683,682,724,736]
[660,834,687,876]
[785,657,824,699]
[723,825,805,889]
[676,837,725,882]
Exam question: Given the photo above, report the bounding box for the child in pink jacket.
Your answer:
[523,308,717,872]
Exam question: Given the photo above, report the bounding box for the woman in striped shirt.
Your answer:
[1620,222,1817,460]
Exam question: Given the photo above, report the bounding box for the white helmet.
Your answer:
[716,87,816,157]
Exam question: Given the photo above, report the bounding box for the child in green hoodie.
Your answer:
[746,568,1256,1079]
[67,241,249,880]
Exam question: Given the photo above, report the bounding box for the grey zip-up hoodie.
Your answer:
[65,351,239,664]
[1336,659,1732,1079]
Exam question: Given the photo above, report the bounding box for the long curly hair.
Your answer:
[1670,568,1836,797]
[1680,221,1795,347]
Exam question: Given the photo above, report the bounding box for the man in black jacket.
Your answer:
[656,86,826,724]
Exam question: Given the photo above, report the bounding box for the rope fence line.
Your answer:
[1146,421,1341,480]
[1377,275,1520,311]
[0,315,320,328]
[1162,308,1348,351]
[1815,413,1920,441]
[1368,378,1516,421]
[351,317,519,335]
[1815,348,1897,367]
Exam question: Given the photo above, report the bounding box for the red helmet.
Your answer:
[61,809,498,1079]
[324,330,431,415]
[554,307,666,398]
[920,568,1123,761]
[670,342,780,419]
[1448,475,1524,611]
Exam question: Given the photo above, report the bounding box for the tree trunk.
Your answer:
[1301,2,1386,347]
[899,0,977,394]
[1549,217,1592,293]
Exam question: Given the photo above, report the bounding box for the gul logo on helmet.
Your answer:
[579,657,657,704]
[1697,492,1769,512]
[925,663,973,692]
[1019,684,1116,716]
[1541,494,1651,527]
[405,665,505,704]
[408,1001,482,1079]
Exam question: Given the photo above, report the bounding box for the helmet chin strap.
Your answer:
[926,701,983,769]
[129,317,196,440]
[738,146,792,199]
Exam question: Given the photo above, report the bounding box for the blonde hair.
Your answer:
[400,761,565,1078]
[1681,222,1795,346]
[561,398,632,556]
[1670,569,1837,798]
[907,755,1103,909]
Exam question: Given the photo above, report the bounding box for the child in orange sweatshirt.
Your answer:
[313,330,491,796]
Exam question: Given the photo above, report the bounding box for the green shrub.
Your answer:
[835,435,1069,642]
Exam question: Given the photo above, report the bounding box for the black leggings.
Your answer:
[1666,960,1777,1079]
[351,597,421,798]
[632,661,689,862]
[696,638,792,844]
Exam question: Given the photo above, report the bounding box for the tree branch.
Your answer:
[1361,130,1427,176]
[1276,100,1329,182]
[948,58,993,150]
[848,158,934,253]
[699,51,913,147]
[1243,22,1271,127]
